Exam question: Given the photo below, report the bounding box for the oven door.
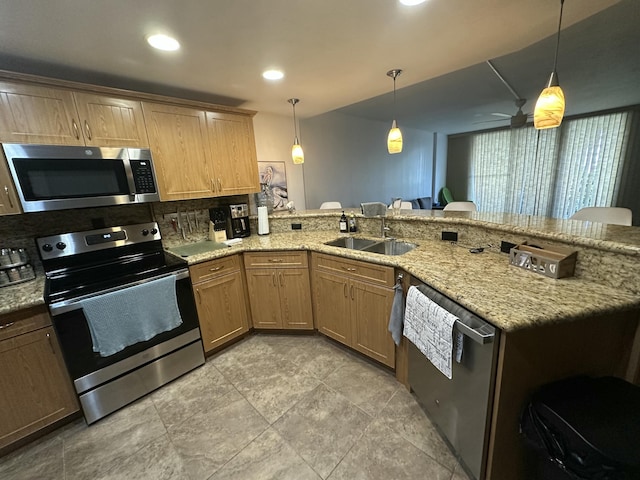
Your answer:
[48,269,201,394]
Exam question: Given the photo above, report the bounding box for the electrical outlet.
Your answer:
[291,223,302,230]
[442,231,458,242]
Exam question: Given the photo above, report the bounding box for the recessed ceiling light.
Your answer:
[399,0,428,5]
[146,34,180,51]
[262,70,284,80]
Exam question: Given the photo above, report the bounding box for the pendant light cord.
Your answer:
[552,0,565,72]
[393,75,397,120]
[292,103,298,140]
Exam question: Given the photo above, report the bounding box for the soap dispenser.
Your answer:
[339,211,348,233]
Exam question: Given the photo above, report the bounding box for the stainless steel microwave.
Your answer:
[2,144,160,212]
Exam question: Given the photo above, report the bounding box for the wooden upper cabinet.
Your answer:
[72,92,148,147]
[142,102,216,201]
[0,151,21,215]
[0,81,84,145]
[206,111,260,195]
[0,81,148,147]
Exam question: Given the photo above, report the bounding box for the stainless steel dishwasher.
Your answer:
[407,281,499,480]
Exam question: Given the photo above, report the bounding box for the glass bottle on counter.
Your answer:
[349,214,357,232]
[339,211,348,233]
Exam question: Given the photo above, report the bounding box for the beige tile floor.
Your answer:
[0,333,473,480]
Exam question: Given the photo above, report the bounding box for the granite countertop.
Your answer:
[0,274,45,316]
[270,209,640,256]
[3,224,639,333]
[168,230,640,333]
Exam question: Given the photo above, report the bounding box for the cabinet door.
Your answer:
[350,280,395,367]
[245,268,283,329]
[193,270,249,352]
[0,81,83,145]
[73,92,149,147]
[0,326,78,449]
[313,270,351,345]
[142,102,215,201]
[206,111,260,196]
[279,268,314,330]
[0,152,21,215]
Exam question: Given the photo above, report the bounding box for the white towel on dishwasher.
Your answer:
[403,285,458,379]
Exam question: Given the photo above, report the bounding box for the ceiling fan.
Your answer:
[480,60,532,129]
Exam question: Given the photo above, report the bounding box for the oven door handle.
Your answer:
[48,269,190,315]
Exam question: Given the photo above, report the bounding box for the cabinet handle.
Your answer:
[71,118,80,140]
[209,266,223,272]
[3,186,14,209]
[272,272,277,287]
[217,178,222,191]
[279,272,284,286]
[46,332,56,355]
[268,259,283,263]
[342,267,357,272]
[196,288,202,304]
[84,120,92,140]
[350,285,354,300]
[343,283,347,298]
[211,179,216,192]
[0,322,15,330]
[72,119,80,139]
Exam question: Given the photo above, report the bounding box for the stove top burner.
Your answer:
[37,222,187,304]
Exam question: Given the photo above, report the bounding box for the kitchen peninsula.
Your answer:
[2,209,639,479]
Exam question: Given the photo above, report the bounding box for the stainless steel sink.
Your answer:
[361,239,418,256]
[324,237,417,256]
[324,237,380,250]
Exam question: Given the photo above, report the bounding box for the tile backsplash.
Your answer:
[0,195,250,269]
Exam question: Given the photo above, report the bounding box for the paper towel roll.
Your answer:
[258,206,270,235]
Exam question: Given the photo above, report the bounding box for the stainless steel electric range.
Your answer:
[37,222,204,424]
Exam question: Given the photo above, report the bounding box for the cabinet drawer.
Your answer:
[0,306,51,342]
[190,255,240,283]
[244,251,308,269]
[313,253,394,287]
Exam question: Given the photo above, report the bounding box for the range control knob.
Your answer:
[142,229,149,236]
[56,242,67,251]
[150,228,158,235]
[42,243,53,252]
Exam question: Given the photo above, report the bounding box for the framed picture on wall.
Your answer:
[258,161,288,210]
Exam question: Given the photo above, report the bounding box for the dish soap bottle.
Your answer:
[339,211,348,233]
[349,214,357,232]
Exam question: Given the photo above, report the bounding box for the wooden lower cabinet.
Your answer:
[0,307,78,451]
[190,255,249,352]
[244,252,314,330]
[312,253,395,368]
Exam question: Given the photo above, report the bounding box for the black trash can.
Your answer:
[521,376,640,480]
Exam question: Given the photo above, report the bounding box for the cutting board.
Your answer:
[169,241,229,257]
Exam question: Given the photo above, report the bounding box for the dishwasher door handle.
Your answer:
[413,283,496,345]
[454,319,495,345]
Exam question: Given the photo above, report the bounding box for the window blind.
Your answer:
[465,110,632,218]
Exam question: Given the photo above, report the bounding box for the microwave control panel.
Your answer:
[130,160,157,194]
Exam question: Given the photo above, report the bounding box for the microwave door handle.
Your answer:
[122,158,138,197]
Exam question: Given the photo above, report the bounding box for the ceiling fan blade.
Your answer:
[490,112,512,118]
[472,118,509,125]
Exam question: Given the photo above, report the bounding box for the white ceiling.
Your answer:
[0,0,628,126]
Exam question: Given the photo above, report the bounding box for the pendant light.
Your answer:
[287,98,304,164]
[534,0,566,130]
[387,69,403,154]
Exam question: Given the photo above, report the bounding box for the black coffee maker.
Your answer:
[228,203,250,238]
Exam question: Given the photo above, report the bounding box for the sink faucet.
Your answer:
[381,217,391,239]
